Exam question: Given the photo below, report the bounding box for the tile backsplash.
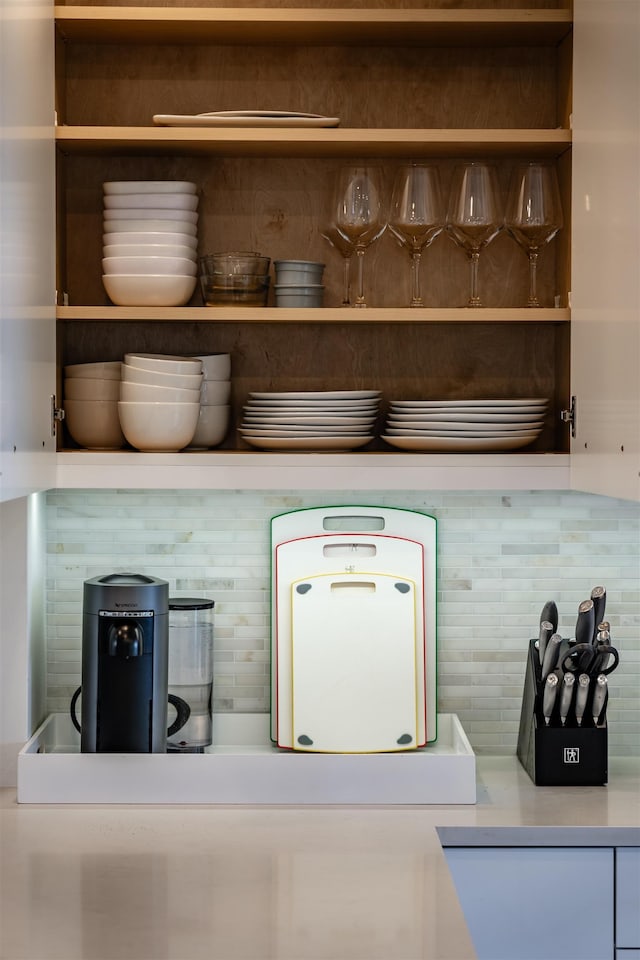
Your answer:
[45,489,640,756]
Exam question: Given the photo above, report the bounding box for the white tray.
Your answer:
[17,712,476,805]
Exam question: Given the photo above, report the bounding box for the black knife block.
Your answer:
[517,639,608,786]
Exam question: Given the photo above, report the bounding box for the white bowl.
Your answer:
[121,363,203,390]
[120,380,201,403]
[187,404,230,449]
[103,180,197,196]
[104,193,198,211]
[200,378,231,405]
[124,353,203,375]
[274,260,325,285]
[104,219,198,236]
[64,360,122,380]
[117,401,200,452]
[193,353,232,380]
[102,274,196,307]
[102,256,197,277]
[64,399,125,450]
[64,377,121,401]
[104,208,198,224]
[103,244,197,261]
[104,231,198,249]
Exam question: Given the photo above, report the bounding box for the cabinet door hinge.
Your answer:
[560,396,576,438]
[51,395,65,437]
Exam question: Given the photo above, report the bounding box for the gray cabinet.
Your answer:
[616,848,640,949]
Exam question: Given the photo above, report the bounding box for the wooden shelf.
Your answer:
[57,306,571,323]
[56,126,572,159]
[55,7,573,47]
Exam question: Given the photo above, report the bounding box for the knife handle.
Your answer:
[575,673,590,726]
[540,600,559,634]
[591,674,608,726]
[542,672,559,725]
[559,672,575,726]
[590,586,606,641]
[575,598,595,648]
[541,633,563,680]
[538,620,554,666]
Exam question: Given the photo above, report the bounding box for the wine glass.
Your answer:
[505,162,563,307]
[389,163,445,308]
[321,225,355,306]
[446,162,503,307]
[333,165,385,308]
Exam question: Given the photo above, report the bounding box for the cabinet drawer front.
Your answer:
[617,848,640,948]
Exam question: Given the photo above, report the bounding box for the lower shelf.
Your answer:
[18,712,476,805]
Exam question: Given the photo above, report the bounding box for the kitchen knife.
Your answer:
[575,673,590,726]
[590,586,606,642]
[538,619,554,666]
[591,674,608,726]
[542,671,559,725]
[574,598,595,647]
[541,633,563,680]
[540,600,559,634]
[596,624,610,644]
[559,671,575,726]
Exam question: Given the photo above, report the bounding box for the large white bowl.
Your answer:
[117,401,200,452]
[64,360,122,380]
[187,404,230,449]
[103,243,197,261]
[120,380,201,403]
[65,399,125,450]
[200,378,231,405]
[124,353,203,375]
[103,231,198,249]
[104,219,198,236]
[103,180,197,196]
[104,208,198,224]
[193,353,232,380]
[102,256,197,277]
[104,193,199,211]
[64,376,120,401]
[102,274,196,307]
[121,363,203,390]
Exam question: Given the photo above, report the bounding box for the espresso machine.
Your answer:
[71,572,188,752]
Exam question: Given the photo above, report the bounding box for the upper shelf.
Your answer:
[54,7,573,47]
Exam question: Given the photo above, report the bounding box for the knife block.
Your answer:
[517,639,608,786]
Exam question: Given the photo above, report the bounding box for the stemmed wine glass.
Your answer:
[321,225,356,306]
[332,165,385,308]
[389,163,445,308]
[505,162,563,307]
[446,162,503,307]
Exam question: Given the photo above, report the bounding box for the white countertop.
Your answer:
[1,757,638,960]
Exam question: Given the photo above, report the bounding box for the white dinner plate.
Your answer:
[385,420,544,433]
[386,411,547,424]
[245,400,379,411]
[239,425,371,436]
[389,398,548,409]
[381,433,539,451]
[242,415,377,426]
[153,114,340,128]
[242,435,374,450]
[249,390,380,400]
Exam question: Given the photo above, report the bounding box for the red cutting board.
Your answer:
[291,572,418,753]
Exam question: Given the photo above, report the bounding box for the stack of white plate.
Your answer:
[382,398,548,451]
[102,180,199,306]
[239,390,381,450]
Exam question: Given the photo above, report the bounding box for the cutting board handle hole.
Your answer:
[329,581,376,593]
[322,543,377,557]
[323,515,385,531]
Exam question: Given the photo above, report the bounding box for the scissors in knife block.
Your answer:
[589,642,619,677]
[560,641,596,675]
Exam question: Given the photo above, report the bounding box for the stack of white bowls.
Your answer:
[187,353,232,449]
[63,361,125,449]
[119,353,203,451]
[102,181,199,306]
[274,259,325,307]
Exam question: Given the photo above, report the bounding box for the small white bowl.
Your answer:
[104,208,198,224]
[274,260,325,285]
[103,181,197,196]
[104,193,199,211]
[64,377,121,401]
[124,353,203,375]
[104,219,198,236]
[103,244,197,261]
[117,401,200,452]
[102,274,196,307]
[274,284,324,308]
[65,399,125,450]
[64,360,122,380]
[193,353,232,380]
[104,231,198,247]
[200,378,231,405]
[187,404,230,449]
[102,256,197,277]
[121,363,203,390]
[120,380,201,403]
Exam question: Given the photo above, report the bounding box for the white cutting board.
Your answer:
[274,532,425,749]
[291,573,418,753]
[271,506,437,743]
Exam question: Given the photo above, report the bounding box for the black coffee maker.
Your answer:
[70,573,189,752]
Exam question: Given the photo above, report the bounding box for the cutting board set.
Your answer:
[271,506,437,752]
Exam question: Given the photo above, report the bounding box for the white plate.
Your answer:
[387,411,547,424]
[242,435,373,450]
[385,420,544,433]
[249,390,380,401]
[153,114,340,128]
[239,426,371,436]
[389,398,548,409]
[242,415,377,426]
[382,433,539,451]
[245,399,379,411]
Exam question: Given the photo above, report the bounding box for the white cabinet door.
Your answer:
[570,0,640,502]
[616,848,640,949]
[0,0,57,502]
[444,847,614,960]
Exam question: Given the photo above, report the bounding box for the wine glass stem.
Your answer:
[527,251,540,307]
[468,251,481,307]
[354,247,367,308]
[410,251,423,308]
[342,255,352,306]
